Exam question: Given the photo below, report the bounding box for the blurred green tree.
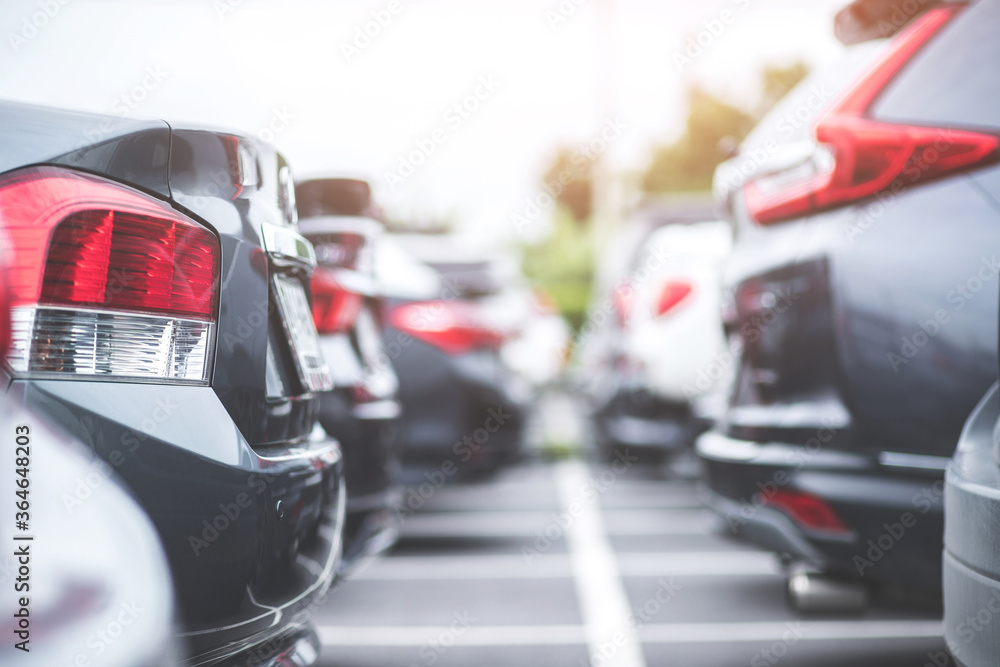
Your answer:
[641,61,810,194]
[519,145,598,330]
[542,146,595,223]
[521,204,594,331]
[758,61,810,116]
[521,61,809,329]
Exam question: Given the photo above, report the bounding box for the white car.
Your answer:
[581,209,732,462]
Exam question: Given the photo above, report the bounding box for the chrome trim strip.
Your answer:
[261,222,316,268]
[878,451,951,471]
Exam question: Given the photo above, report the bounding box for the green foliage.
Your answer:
[641,88,754,193]
[521,206,594,330]
[542,146,595,223]
[641,61,810,194]
[521,61,809,328]
[759,61,810,116]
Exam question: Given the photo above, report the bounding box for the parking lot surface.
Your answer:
[316,455,947,667]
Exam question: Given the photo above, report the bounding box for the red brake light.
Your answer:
[4,167,218,319]
[764,489,850,535]
[389,300,506,355]
[311,268,364,334]
[1,167,220,383]
[745,6,999,225]
[0,241,9,360]
[655,280,693,317]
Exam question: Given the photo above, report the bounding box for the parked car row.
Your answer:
[583,0,1000,663]
[0,106,549,664]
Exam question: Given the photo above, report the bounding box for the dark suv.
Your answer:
[697,0,1000,609]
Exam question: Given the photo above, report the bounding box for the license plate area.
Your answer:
[272,274,333,392]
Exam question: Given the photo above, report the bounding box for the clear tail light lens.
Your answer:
[311,268,365,335]
[0,167,220,384]
[389,300,507,355]
[745,6,999,225]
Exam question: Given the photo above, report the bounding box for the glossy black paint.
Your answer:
[170,129,320,446]
[0,100,171,196]
[0,99,344,666]
[698,1,1000,599]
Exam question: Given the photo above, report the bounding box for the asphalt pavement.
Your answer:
[315,447,948,666]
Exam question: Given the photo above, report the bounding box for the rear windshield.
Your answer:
[296,179,373,218]
[428,261,504,298]
[871,3,1000,131]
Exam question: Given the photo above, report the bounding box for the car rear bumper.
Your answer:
[317,387,403,570]
[13,379,345,667]
[319,389,401,502]
[591,385,707,457]
[393,342,529,473]
[944,550,997,667]
[944,384,1000,666]
[697,430,945,590]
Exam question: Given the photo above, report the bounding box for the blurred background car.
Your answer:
[578,198,732,464]
[297,176,403,573]
[296,173,385,222]
[944,383,1000,667]
[0,100,345,666]
[377,232,538,481]
[697,0,1000,611]
[0,222,180,667]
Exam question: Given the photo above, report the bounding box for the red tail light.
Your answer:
[745,6,999,225]
[0,241,10,361]
[311,268,364,334]
[389,300,506,355]
[764,489,850,535]
[655,280,693,317]
[1,167,220,383]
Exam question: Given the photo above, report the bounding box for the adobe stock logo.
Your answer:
[8,0,71,52]
[340,0,404,63]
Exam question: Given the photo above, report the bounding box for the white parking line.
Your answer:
[398,508,717,538]
[638,620,943,643]
[555,459,647,667]
[318,620,942,647]
[416,492,700,512]
[349,551,781,580]
[319,624,586,646]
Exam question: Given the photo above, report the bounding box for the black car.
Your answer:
[697,0,1000,610]
[377,234,531,487]
[297,178,402,573]
[0,100,345,665]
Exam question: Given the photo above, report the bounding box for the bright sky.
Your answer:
[0,0,847,243]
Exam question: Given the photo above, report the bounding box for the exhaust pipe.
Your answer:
[787,570,868,613]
